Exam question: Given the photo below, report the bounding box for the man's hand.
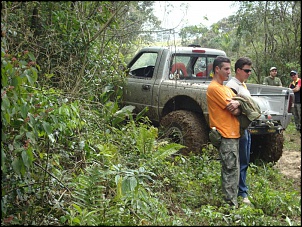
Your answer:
[226,99,241,115]
[226,99,240,112]
[230,108,241,116]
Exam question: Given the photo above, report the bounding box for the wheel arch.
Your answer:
[161,95,208,124]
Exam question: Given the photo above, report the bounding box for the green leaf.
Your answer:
[1,95,11,111]
[12,157,21,175]
[135,107,149,121]
[21,150,30,168]
[27,147,34,163]
[112,105,135,125]
[115,175,123,200]
[25,71,35,85]
[42,121,52,135]
[1,148,7,173]
[154,143,185,160]
[26,131,36,144]
[72,217,81,224]
[20,104,28,119]
[12,75,22,87]
[128,176,137,191]
[121,177,131,193]
[31,67,38,82]
[1,72,8,86]
[44,73,54,79]
[19,60,28,66]
[28,53,36,62]
[72,203,82,213]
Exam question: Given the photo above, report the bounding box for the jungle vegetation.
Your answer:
[1,1,301,225]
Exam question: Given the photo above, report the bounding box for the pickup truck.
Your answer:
[122,46,294,163]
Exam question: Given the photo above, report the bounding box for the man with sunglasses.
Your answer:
[226,57,253,205]
[263,67,282,86]
[289,70,301,133]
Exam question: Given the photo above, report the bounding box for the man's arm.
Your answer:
[226,99,241,115]
[292,80,301,92]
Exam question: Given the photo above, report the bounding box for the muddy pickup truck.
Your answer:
[122,46,294,163]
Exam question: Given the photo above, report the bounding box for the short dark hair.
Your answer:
[213,56,230,71]
[235,57,252,71]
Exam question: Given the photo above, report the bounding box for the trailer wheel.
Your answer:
[159,110,209,155]
[250,133,284,163]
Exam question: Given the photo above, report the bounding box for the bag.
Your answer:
[209,127,222,148]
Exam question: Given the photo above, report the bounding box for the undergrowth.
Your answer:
[61,118,301,226]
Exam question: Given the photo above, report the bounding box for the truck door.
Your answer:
[124,52,158,114]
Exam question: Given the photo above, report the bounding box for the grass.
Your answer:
[283,120,301,152]
[153,149,301,226]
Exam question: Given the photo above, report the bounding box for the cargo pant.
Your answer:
[219,137,240,207]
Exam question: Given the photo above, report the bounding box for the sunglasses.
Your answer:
[240,68,252,73]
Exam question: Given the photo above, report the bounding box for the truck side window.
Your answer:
[171,62,188,79]
[207,57,215,78]
[170,55,191,79]
[195,57,207,78]
[129,52,157,78]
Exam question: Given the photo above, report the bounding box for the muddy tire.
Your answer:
[250,133,284,163]
[159,110,209,155]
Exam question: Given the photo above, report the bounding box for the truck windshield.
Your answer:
[130,52,157,71]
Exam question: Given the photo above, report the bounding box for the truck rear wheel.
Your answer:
[250,133,284,163]
[159,110,209,155]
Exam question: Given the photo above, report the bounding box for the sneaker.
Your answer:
[242,197,251,205]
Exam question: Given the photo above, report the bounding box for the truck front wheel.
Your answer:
[250,133,284,163]
[159,110,209,155]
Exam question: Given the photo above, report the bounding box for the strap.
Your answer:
[231,88,238,94]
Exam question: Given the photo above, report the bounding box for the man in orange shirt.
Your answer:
[206,56,241,208]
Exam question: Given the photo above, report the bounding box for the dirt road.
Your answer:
[274,128,301,188]
[275,150,301,183]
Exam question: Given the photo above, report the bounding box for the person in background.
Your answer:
[226,57,253,205]
[289,70,301,133]
[206,56,241,208]
[263,67,282,86]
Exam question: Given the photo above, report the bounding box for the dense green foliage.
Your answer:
[1,1,301,225]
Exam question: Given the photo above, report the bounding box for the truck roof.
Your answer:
[141,46,226,56]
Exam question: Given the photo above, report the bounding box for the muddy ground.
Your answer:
[275,150,301,181]
[274,129,301,189]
